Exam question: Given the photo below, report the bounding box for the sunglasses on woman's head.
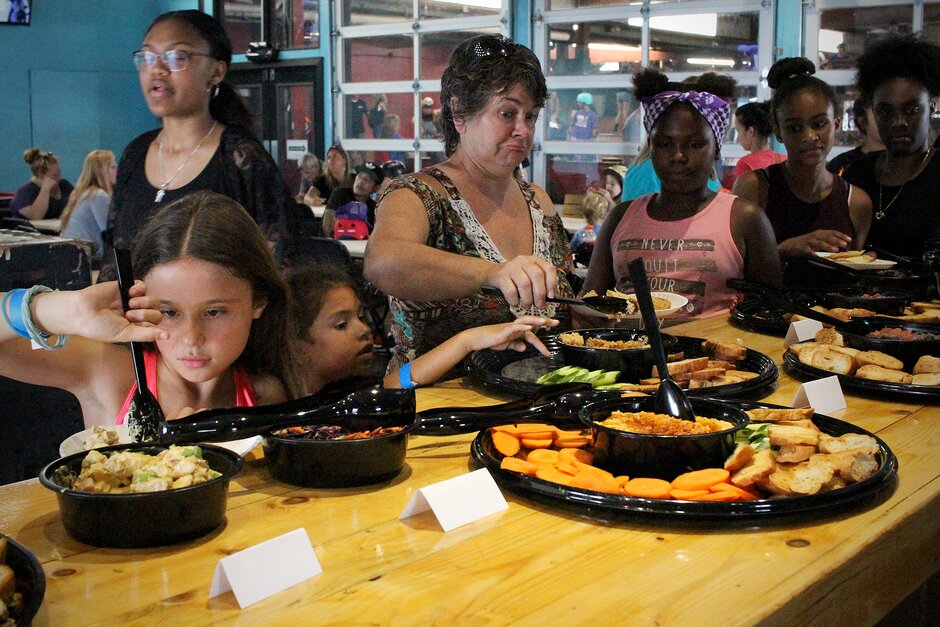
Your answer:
[468,36,531,65]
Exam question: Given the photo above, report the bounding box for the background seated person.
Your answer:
[296,152,322,203]
[322,162,383,238]
[11,148,73,220]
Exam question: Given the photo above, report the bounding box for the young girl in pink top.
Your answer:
[0,191,301,427]
[584,70,781,319]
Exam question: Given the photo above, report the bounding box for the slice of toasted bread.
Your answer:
[724,443,756,473]
[854,350,904,371]
[702,340,748,362]
[730,449,775,488]
[801,347,856,375]
[913,355,940,375]
[855,364,913,384]
[770,456,836,495]
[815,327,845,346]
[769,424,821,447]
[745,407,815,423]
[652,356,709,377]
[818,432,880,456]
[776,444,816,463]
[912,372,940,386]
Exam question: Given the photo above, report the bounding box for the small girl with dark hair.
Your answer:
[0,191,302,428]
[842,35,940,258]
[287,264,557,395]
[733,57,871,262]
[722,101,785,189]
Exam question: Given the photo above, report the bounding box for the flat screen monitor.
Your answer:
[1,0,30,25]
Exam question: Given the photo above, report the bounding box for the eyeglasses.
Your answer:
[133,49,216,72]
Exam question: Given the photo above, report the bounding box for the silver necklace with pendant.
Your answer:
[155,121,218,202]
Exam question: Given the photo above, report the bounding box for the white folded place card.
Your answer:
[792,375,846,415]
[209,528,322,608]
[784,319,824,348]
[399,468,508,532]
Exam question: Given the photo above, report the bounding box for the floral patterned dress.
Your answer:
[380,167,573,371]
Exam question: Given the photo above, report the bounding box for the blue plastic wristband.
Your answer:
[398,362,418,389]
[2,289,30,339]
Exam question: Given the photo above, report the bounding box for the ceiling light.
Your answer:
[588,42,640,52]
[687,57,735,67]
[628,14,718,37]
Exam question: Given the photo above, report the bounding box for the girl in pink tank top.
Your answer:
[583,71,781,320]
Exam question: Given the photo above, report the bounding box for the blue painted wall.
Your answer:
[0,1,178,191]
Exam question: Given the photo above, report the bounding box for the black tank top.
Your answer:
[760,163,854,243]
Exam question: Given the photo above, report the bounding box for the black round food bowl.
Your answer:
[1,534,45,625]
[39,443,243,548]
[262,387,416,488]
[580,396,748,480]
[838,319,940,371]
[557,328,678,382]
[821,288,910,316]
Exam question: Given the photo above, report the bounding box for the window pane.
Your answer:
[342,0,412,27]
[922,4,940,46]
[419,92,444,140]
[648,11,759,73]
[419,27,502,80]
[278,83,317,193]
[818,5,913,68]
[274,0,320,50]
[545,154,630,205]
[547,0,633,10]
[343,35,414,82]
[547,21,642,76]
[362,93,416,140]
[221,0,263,54]
[234,83,264,141]
[548,87,638,142]
[419,0,502,21]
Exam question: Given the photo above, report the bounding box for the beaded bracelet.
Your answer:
[1,289,30,339]
[21,286,68,350]
[398,362,418,389]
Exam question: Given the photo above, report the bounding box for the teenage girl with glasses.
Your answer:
[101,10,306,280]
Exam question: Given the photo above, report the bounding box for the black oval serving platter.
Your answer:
[470,400,898,522]
[783,350,940,402]
[465,335,778,400]
[729,298,794,337]
[1,533,46,625]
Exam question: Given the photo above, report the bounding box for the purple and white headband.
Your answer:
[641,90,731,147]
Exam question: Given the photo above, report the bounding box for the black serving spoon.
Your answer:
[114,248,165,443]
[627,257,695,421]
[480,285,636,316]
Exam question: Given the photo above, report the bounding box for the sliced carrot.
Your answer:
[499,457,538,476]
[491,425,518,433]
[491,430,521,457]
[669,488,711,500]
[535,466,574,486]
[555,461,580,476]
[685,491,740,502]
[554,436,591,448]
[623,477,673,499]
[571,460,614,479]
[513,424,559,438]
[570,472,621,494]
[553,429,587,439]
[615,475,631,488]
[521,437,554,449]
[526,449,560,464]
[709,482,760,501]
[558,448,594,465]
[670,468,731,492]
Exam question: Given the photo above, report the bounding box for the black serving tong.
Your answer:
[158,377,593,443]
[480,284,636,316]
[113,249,166,443]
[627,257,696,421]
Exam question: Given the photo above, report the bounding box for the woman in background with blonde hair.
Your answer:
[61,150,117,263]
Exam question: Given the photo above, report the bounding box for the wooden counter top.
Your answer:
[4,315,939,625]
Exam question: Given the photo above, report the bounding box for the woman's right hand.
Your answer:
[33,281,168,344]
[485,256,559,310]
[779,229,853,257]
